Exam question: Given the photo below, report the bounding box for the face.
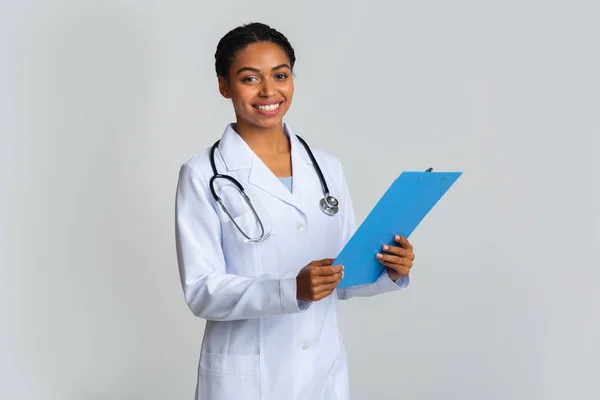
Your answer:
[218,41,294,130]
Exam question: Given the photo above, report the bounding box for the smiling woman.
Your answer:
[216,32,295,168]
[174,22,414,400]
[220,42,293,124]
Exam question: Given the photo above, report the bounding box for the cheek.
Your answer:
[280,85,294,109]
[284,82,294,98]
[231,86,257,107]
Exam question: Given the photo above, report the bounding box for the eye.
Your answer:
[242,76,259,83]
[275,73,288,80]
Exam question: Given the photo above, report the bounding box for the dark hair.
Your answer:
[214,22,296,79]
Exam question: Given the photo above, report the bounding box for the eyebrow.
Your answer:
[235,64,290,75]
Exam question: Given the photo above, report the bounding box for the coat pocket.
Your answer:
[197,352,260,400]
[221,211,255,240]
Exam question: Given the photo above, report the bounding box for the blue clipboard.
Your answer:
[335,169,462,288]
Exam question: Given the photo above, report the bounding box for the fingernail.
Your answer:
[341,271,345,278]
[376,253,383,259]
[341,265,345,270]
[382,245,389,250]
[395,235,401,240]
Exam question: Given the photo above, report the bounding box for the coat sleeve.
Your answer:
[335,162,410,301]
[175,163,305,321]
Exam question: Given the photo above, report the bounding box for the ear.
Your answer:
[218,76,231,99]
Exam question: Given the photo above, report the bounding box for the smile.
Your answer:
[253,102,282,112]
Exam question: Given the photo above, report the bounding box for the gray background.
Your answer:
[2,1,599,399]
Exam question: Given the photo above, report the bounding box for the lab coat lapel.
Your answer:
[248,156,298,209]
[248,136,313,215]
[288,137,314,205]
[219,123,312,216]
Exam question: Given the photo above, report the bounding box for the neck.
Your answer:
[234,119,290,157]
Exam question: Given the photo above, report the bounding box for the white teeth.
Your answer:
[255,103,281,111]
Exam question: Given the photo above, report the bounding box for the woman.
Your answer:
[175,22,415,400]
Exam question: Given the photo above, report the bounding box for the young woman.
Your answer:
[175,22,415,400]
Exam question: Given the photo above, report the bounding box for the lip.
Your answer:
[252,101,284,117]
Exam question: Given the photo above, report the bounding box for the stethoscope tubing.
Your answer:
[208,134,338,241]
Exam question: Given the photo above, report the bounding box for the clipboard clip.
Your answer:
[425,167,446,180]
[414,167,434,180]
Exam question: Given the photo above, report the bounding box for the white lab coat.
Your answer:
[175,122,409,400]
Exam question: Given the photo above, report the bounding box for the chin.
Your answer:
[237,113,286,130]
[254,117,284,129]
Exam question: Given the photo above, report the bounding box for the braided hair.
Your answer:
[214,22,296,79]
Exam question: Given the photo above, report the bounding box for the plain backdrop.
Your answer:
[2,1,599,399]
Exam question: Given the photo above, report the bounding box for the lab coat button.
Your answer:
[297,223,305,231]
[301,343,310,350]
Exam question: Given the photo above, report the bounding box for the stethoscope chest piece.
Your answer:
[320,195,339,216]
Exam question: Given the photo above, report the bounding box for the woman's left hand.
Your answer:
[376,235,415,281]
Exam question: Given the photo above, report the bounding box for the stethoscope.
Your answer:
[209,135,339,242]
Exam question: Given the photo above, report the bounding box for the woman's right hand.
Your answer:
[296,258,344,302]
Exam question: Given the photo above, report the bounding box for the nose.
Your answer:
[259,79,276,97]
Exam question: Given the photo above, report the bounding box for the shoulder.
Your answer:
[178,147,214,182]
[299,141,352,202]
[288,122,343,171]
[305,144,346,178]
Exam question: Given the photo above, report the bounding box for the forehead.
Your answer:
[231,41,290,70]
